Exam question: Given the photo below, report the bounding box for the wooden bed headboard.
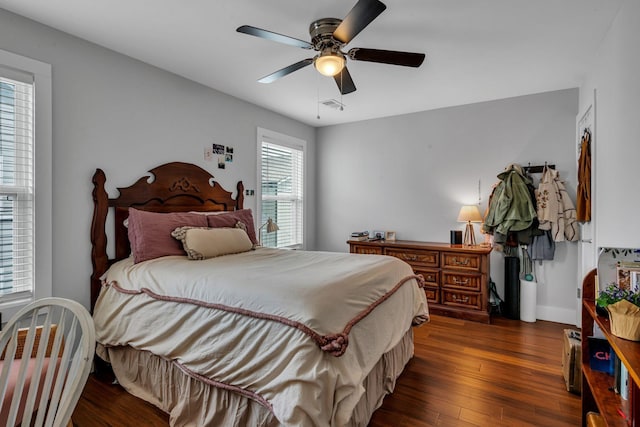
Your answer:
[90,162,244,311]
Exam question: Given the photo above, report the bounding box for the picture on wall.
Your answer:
[204,146,213,161]
[211,143,234,168]
[213,143,225,154]
[597,247,640,291]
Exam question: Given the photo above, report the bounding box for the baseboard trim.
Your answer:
[536,305,577,325]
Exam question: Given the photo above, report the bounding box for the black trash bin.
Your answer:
[504,256,520,319]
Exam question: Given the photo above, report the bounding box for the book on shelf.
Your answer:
[587,337,614,374]
[621,362,629,400]
[612,354,630,401]
[349,235,368,241]
[614,352,621,394]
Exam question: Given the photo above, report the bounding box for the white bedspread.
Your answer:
[93,248,428,426]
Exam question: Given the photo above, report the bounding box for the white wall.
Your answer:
[316,89,579,324]
[1,5,602,325]
[0,8,315,311]
[580,0,640,249]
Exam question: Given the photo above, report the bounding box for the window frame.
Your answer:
[256,127,307,250]
[0,49,52,320]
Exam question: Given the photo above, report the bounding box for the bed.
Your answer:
[90,162,429,426]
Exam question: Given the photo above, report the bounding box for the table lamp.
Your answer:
[258,217,279,246]
[457,205,483,246]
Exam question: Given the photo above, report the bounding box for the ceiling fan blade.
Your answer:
[348,48,425,67]
[258,59,314,84]
[333,0,387,44]
[236,25,313,49]
[333,67,357,95]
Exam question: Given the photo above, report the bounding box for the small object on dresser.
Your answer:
[385,231,396,241]
[350,231,369,241]
[371,230,385,241]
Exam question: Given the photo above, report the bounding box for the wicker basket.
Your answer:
[0,324,60,359]
[607,300,640,341]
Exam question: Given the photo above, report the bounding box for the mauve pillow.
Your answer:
[127,208,208,263]
[206,209,258,245]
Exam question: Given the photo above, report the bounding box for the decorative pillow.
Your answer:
[127,208,208,263]
[205,209,258,245]
[171,226,253,260]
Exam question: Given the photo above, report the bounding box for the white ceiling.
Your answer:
[0,0,623,127]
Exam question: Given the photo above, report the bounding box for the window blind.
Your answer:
[0,75,34,301]
[260,141,304,248]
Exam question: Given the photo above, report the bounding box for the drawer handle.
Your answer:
[405,254,418,261]
[451,257,470,266]
[453,278,470,285]
[453,295,470,303]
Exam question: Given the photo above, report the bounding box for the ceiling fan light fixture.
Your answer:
[315,53,345,77]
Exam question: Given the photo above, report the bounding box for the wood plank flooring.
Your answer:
[72,315,581,426]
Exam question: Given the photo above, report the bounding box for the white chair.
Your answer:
[0,297,95,427]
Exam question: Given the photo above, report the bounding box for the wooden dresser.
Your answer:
[348,240,492,323]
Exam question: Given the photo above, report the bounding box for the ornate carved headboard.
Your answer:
[90,162,244,311]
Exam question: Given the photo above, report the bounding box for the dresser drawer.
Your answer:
[350,244,383,255]
[441,289,483,310]
[385,248,439,267]
[347,240,492,323]
[423,286,439,303]
[441,271,482,291]
[413,267,439,287]
[441,252,482,272]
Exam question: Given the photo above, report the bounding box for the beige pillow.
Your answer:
[171,226,253,260]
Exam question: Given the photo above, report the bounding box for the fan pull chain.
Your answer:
[340,72,344,111]
[316,73,320,120]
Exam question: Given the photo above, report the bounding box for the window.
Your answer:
[0,75,33,301]
[0,49,52,318]
[257,128,305,249]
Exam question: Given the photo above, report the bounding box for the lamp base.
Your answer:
[463,222,476,246]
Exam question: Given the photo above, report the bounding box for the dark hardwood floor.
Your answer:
[72,315,580,426]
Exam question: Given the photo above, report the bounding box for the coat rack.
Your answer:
[523,162,555,174]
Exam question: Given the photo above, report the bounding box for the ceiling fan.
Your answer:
[236,0,426,95]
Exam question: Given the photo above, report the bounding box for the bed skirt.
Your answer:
[97,327,414,426]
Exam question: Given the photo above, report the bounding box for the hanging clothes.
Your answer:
[576,129,591,222]
[536,167,579,242]
[528,230,556,261]
[483,164,537,243]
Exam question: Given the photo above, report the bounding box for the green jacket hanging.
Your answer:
[483,164,537,236]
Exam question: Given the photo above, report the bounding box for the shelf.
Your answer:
[584,300,640,387]
[582,364,629,426]
[582,286,640,427]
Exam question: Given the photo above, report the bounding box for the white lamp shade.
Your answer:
[265,218,279,233]
[457,205,483,223]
